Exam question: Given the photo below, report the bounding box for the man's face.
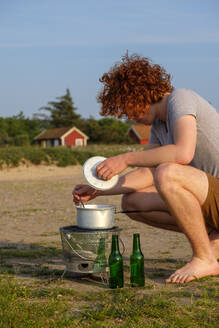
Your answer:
[127,105,155,125]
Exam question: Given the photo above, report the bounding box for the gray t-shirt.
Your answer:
[149,88,219,177]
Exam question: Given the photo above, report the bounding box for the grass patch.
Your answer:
[18,266,64,278]
[0,268,16,275]
[0,277,218,328]
[40,232,60,237]
[0,246,62,259]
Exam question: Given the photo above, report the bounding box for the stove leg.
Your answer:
[61,269,67,279]
[100,271,109,286]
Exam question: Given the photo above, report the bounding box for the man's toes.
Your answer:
[179,274,190,284]
[172,274,181,283]
[166,272,190,284]
[165,273,175,283]
[184,274,197,283]
[166,273,179,283]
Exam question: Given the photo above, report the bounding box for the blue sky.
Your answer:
[0,0,219,119]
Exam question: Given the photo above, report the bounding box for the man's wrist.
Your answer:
[123,152,132,166]
[95,189,103,197]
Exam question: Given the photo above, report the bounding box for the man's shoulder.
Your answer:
[169,88,197,99]
[168,88,199,109]
[167,88,199,124]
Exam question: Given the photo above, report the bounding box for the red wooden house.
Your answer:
[34,126,89,147]
[129,125,151,145]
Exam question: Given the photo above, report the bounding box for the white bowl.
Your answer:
[83,156,119,190]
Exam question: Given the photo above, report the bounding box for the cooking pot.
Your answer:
[76,204,146,230]
[76,204,115,230]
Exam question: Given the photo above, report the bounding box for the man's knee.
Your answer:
[154,163,179,190]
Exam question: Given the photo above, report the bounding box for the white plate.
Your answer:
[83,156,119,190]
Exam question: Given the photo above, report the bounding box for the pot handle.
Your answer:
[116,209,146,214]
[64,235,126,260]
[64,235,94,261]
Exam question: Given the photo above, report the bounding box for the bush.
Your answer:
[70,150,98,165]
[23,147,49,165]
[43,147,78,167]
[14,135,30,147]
[0,147,23,167]
[0,144,143,169]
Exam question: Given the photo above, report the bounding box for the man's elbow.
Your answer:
[175,151,194,165]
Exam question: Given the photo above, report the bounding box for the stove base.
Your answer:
[59,225,122,274]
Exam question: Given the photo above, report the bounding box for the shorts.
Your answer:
[201,173,219,231]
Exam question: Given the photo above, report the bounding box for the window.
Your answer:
[46,140,52,147]
[75,138,83,146]
[54,139,59,147]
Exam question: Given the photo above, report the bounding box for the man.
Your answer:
[73,53,219,284]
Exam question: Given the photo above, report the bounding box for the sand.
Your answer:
[0,164,192,291]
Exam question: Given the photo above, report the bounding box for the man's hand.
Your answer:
[73,184,98,205]
[96,154,128,180]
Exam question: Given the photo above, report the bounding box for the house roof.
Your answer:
[129,125,151,140]
[34,126,89,140]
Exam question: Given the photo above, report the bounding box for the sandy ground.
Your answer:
[0,164,193,291]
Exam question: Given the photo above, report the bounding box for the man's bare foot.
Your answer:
[209,229,219,259]
[166,257,219,284]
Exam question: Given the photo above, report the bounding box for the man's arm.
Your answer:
[73,144,160,203]
[96,115,197,179]
[96,143,160,196]
[96,166,155,196]
[126,115,196,167]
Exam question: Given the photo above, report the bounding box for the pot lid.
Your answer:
[83,156,119,190]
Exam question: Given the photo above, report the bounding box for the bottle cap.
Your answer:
[83,156,119,190]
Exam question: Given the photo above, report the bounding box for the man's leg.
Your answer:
[209,230,219,260]
[122,186,181,231]
[122,186,219,258]
[153,163,219,283]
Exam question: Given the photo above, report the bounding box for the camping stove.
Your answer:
[59,225,122,276]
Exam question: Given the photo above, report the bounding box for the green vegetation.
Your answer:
[0,244,218,327]
[39,88,83,129]
[0,245,62,259]
[0,274,218,327]
[0,89,135,147]
[0,144,144,168]
[0,112,42,147]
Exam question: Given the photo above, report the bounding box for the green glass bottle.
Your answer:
[130,233,145,287]
[108,234,124,288]
[94,237,107,272]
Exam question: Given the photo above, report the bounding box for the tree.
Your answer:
[83,117,133,144]
[0,112,41,146]
[0,130,11,146]
[39,89,83,128]
[98,118,131,143]
[84,117,103,143]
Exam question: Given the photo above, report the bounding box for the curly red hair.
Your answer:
[97,53,174,118]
